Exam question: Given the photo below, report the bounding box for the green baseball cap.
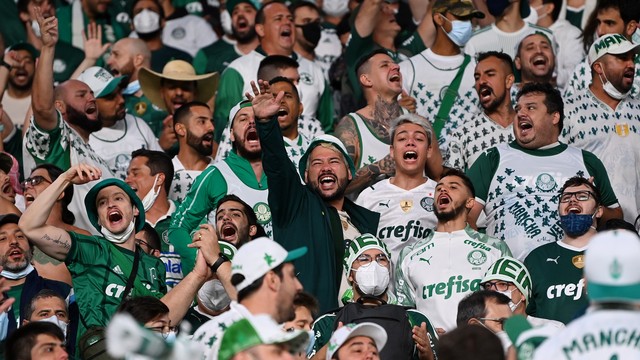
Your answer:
[226,0,261,13]
[432,0,485,18]
[84,178,146,233]
[7,42,40,58]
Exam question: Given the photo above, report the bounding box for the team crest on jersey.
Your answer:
[439,85,459,102]
[300,72,313,85]
[420,197,434,212]
[253,202,271,225]
[171,27,186,40]
[572,255,584,269]
[400,200,413,212]
[135,102,148,115]
[467,250,487,266]
[162,230,170,245]
[149,268,157,281]
[535,173,557,192]
[53,59,67,74]
[615,123,630,137]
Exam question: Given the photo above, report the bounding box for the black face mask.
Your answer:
[297,21,322,48]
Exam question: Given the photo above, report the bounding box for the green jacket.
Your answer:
[257,118,379,313]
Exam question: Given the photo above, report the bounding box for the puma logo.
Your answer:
[419,256,433,265]
[378,200,390,208]
[546,256,559,264]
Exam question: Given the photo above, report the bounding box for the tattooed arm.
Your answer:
[334,115,361,169]
[19,164,102,261]
[347,153,395,196]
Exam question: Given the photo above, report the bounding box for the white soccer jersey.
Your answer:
[534,310,640,359]
[315,25,342,82]
[349,112,390,169]
[468,142,618,260]
[445,112,514,171]
[169,156,214,205]
[89,114,162,180]
[162,14,217,57]
[399,49,480,152]
[395,226,511,331]
[356,178,438,261]
[464,23,555,61]
[561,88,640,223]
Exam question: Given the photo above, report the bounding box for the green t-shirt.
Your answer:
[65,232,166,337]
[6,283,24,326]
[193,38,240,75]
[524,241,588,324]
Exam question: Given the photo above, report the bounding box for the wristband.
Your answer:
[0,60,10,71]
[209,253,230,273]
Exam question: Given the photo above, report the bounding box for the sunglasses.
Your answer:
[21,175,52,191]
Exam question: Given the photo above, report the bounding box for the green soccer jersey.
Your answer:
[65,232,166,337]
[524,241,588,324]
[193,37,241,75]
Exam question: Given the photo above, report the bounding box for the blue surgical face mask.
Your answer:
[559,212,596,237]
[440,15,473,47]
[164,330,177,343]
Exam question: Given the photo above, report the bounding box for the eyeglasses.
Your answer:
[355,253,389,267]
[478,317,508,327]
[481,281,513,292]
[559,190,595,203]
[136,239,158,254]
[21,175,51,190]
[147,325,178,338]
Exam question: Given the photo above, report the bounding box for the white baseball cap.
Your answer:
[585,230,640,303]
[78,66,127,98]
[326,322,387,360]
[231,237,307,292]
[218,314,309,360]
[588,33,640,66]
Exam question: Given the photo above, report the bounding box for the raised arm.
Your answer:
[19,164,102,260]
[70,22,111,80]
[31,8,59,131]
[354,0,383,38]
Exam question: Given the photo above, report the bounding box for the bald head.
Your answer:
[107,38,151,79]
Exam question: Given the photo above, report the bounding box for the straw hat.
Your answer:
[138,60,219,111]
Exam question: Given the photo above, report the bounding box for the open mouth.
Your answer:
[437,195,451,206]
[86,102,97,115]
[8,248,23,259]
[389,73,401,82]
[108,210,123,223]
[245,128,259,144]
[318,173,337,190]
[403,151,417,160]
[518,119,533,132]
[277,107,289,120]
[532,56,547,67]
[236,17,248,30]
[280,27,292,38]
[24,192,35,203]
[567,206,582,214]
[172,99,186,109]
[479,85,492,99]
[1,182,14,198]
[221,223,237,241]
[623,69,634,79]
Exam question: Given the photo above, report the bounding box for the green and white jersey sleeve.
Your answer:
[562,87,640,223]
[66,232,166,335]
[192,302,251,360]
[524,241,588,324]
[468,142,618,260]
[395,226,511,331]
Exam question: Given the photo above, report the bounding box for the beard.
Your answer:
[483,89,506,113]
[434,201,467,223]
[9,75,34,92]
[187,130,214,156]
[66,105,103,133]
[0,249,32,272]
[310,177,349,203]
[233,26,257,44]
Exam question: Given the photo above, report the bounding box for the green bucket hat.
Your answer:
[298,134,356,178]
[84,178,146,233]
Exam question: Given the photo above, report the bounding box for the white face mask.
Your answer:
[197,279,231,312]
[39,315,68,338]
[597,64,630,100]
[133,9,161,34]
[322,0,349,18]
[496,289,522,312]
[524,5,538,24]
[141,175,161,212]
[533,5,547,22]
[495,330,512,353]
[31,19,41,37]
[101,217,136,244]
[305,330,315,356]
[354,262,389,297]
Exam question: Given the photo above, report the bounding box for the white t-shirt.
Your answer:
[89,114,162,180]
[465,22,555,61]
[1,93,31,127]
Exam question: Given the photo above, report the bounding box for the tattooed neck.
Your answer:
[362,96,402,139]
